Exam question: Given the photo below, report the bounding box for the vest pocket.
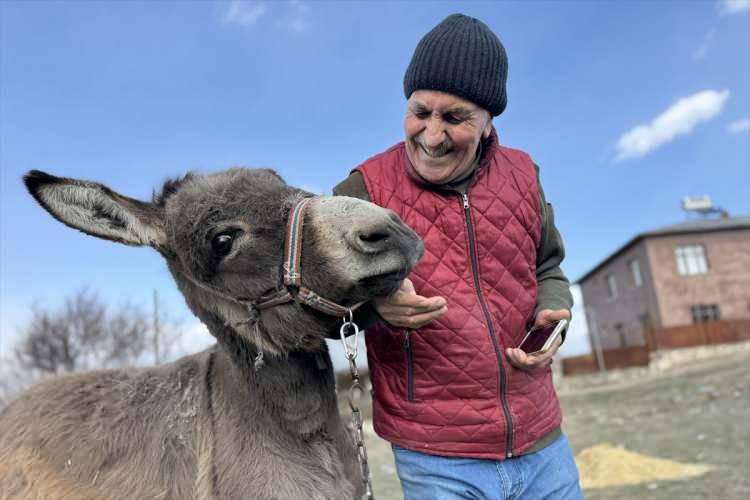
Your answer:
[404,329,415,401]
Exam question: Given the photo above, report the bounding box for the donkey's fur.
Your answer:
[1,168,422,500]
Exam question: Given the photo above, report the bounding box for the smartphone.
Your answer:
[518,319,568,355]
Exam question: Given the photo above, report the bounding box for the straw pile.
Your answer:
[575,443,713,489]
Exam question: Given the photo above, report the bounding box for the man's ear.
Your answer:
[23,170,167,249]
[482,117,494,140]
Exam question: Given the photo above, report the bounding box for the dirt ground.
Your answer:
[340,346,750,499]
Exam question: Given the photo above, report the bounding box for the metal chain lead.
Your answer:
[340,313,374,500]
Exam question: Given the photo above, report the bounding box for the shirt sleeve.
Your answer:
[534,164,574,338]
[332,171,371,202]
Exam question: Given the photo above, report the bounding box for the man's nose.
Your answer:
[423,118,445,147]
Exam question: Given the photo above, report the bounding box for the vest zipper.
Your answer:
[461,193,514,458]
[404,329,415,401]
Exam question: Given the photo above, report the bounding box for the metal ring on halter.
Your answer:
[339,310,360,360]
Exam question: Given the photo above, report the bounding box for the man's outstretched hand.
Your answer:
[373,278,447,328]
[505,309,570,372]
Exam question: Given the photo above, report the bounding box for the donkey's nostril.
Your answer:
[359,232,389,244]
[349,227,393,254]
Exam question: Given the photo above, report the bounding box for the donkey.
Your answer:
[0,168,422,500]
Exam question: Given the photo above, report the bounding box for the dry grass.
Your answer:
[575,443,712,490]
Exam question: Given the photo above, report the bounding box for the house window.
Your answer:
[676,245,708,276]
[606,274,618,300]
[629,259,642,287]
[690,304,720,323]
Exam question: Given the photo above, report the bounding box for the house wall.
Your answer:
[579,241,659,350]
[647,229,750,326]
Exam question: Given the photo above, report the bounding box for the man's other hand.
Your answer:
[505,309,570,372]
[373,278,447,328]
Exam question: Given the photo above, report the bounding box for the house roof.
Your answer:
[575,216,750,284]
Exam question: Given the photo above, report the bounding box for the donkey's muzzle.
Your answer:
[345,211,423,262]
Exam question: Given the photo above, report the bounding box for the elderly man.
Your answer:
[335,14,583,499]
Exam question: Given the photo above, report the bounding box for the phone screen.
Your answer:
[519,321,562,354]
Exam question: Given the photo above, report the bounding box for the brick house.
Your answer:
[577,216,750,350]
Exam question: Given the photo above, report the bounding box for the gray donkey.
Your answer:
[0,168,422,500]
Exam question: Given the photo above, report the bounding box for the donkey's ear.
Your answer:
[24,170,167,249]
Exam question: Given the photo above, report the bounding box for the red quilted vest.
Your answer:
[356,139,562,460]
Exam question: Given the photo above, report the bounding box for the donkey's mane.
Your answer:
[153,173,194,207]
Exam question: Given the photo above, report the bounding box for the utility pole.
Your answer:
[153,289,160,364]
[586,307,606,373]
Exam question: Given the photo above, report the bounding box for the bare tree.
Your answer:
[0,288,183,405]
[14,289,147,374]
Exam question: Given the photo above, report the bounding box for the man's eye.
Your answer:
[414,111,431,119]
[444,114,463,125]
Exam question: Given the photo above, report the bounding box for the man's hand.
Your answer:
[505,309,570,372]
[373,278,447,328]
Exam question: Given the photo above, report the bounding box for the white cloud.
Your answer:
[727,118,750,133]
[275,0,311,35]
[720,0,750,14]
[694,28,715,60]
[615,89,731,162]
[221,1,311,35]
[222,1,268,29]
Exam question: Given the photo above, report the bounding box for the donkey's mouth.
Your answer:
[358,268,410,296]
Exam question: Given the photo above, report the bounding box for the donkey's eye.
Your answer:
[212,233,235,257]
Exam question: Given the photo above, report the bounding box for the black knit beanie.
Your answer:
[403,14,508,116]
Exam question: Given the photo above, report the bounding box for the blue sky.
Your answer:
[2,0,749,364]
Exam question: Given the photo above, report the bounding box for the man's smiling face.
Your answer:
[404,90,493,185]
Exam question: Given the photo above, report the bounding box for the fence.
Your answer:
[562,319,750,376]
[646,319,750,350]
[562,345,650,376]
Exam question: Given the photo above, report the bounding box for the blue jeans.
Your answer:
[392,434,583,500]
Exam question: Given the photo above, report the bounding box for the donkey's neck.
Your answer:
[204,313,339,437]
